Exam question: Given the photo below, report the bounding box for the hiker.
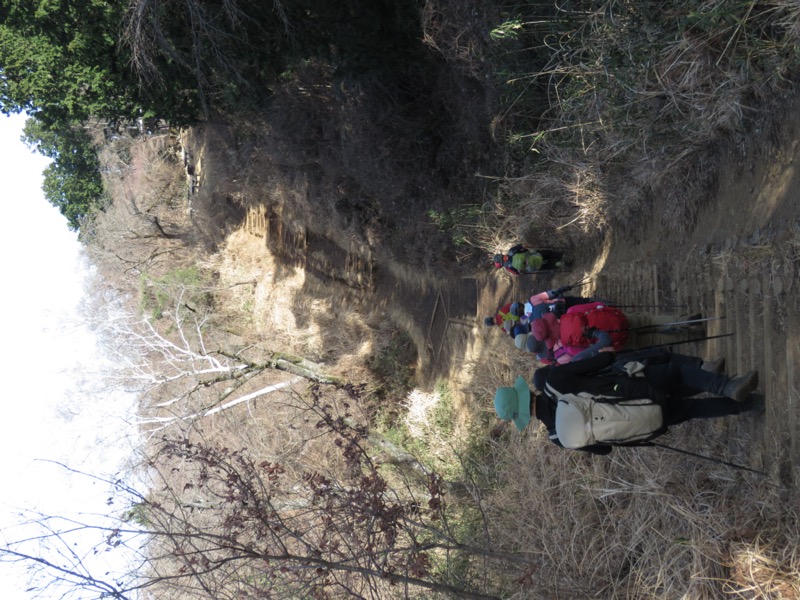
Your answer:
[514,332,552,362]
[493,350,759,454]
[493,245,568,275]
[530,303,704,365]
[514,296,623,363]
[528,303,628,365]
[516,328,573,365]
[484,302,527,337]
[524,284,598,320]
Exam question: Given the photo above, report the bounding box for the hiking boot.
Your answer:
[702,357,725,374]
[741,393,766,415]
[722,371,759,403]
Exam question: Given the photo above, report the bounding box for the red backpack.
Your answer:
[559,302,629,349]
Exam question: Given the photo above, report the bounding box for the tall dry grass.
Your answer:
[425,0,800,247]
[482,431,799,598]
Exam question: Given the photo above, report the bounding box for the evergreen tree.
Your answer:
[22,118,106,231]
[0,0,141,126]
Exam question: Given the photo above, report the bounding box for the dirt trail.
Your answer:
[586,105,800,497]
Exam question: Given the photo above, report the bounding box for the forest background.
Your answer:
[2,0,800,598]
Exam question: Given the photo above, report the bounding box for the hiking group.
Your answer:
[486,258,761,454]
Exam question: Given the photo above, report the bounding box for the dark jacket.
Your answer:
[536,352,673,455]
[543,352,666,403]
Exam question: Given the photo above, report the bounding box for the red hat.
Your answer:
[532,312,560,349]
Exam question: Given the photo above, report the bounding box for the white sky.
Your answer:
[0,113,138,598]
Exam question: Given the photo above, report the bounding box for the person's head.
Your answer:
[509,302,524,317]
[525,334,549,360]
[494,376,532,431]
[492,254,504,268]
[484,316,496,327]
[532,312,560,349]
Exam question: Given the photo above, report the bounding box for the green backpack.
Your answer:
[511,251,543,272]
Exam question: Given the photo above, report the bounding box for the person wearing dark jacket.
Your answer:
[526,286,599,320]
[493,375,614,455]
[494,350,760,454]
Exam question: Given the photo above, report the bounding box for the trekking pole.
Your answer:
[615,333,734,355]
[539,276,594,301]
[620,315,727,333]
[611,304,688,309]
[646,442,767,476]
[565,276,592,290]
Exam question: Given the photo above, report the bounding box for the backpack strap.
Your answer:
[552,342,572,364]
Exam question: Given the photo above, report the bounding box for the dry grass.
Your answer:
[728,537,800,598]
[96,128,184,210]
[441,0,800,248]
[711,243,777,275]
[786,226,800,263]
[421,0,498,78]
[403,389,442,439]
[481,429,800,598]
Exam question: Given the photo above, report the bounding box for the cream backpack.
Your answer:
[552,388,665,449]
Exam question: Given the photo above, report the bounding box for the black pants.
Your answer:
[644,356,727,397]
[539,249,564,269]
[663,395,746,426]
[634,355,744,425]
